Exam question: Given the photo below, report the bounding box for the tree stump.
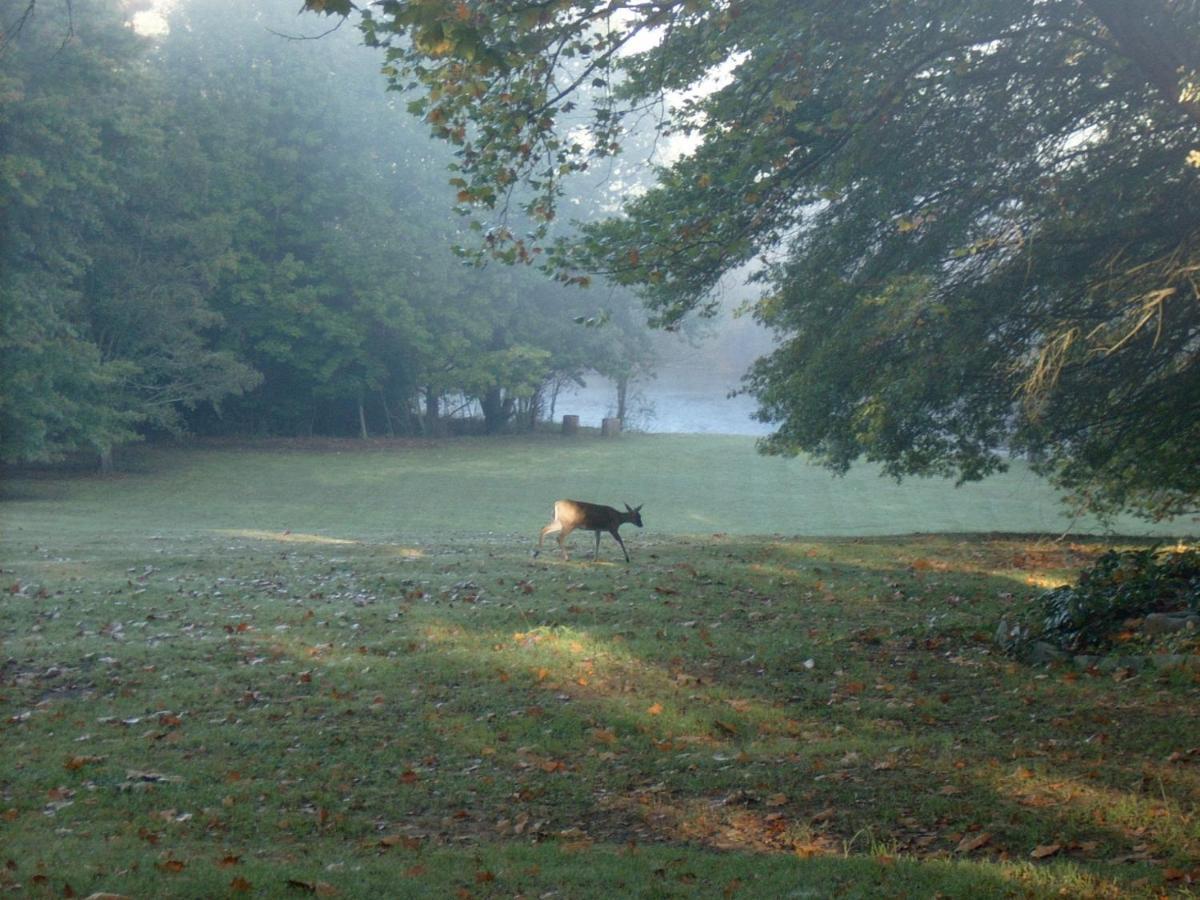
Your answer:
[562,414,580,435]
[601,417,622,437]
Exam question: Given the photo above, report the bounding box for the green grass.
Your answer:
[1,436,1197,898]
[0,433,1187,544]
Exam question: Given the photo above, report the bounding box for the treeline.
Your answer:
[0,0,653,467]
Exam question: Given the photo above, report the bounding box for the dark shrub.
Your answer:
[1009,548,1199,655]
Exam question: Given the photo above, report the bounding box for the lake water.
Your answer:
[553,366,773,436]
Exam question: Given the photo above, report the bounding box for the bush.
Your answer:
[1005,547,1200,655]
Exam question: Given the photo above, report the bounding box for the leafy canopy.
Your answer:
[309,0,1200,519]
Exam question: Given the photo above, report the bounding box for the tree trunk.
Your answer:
[98,445,114,475]
[425,386,440,436]
[481,386,514,433]
[526,387,543,431]
[358,396,369,439]
[379,389,396,437]
[616,375,630,422]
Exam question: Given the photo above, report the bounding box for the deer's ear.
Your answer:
[625,503,633,511]
[634,505,643,513]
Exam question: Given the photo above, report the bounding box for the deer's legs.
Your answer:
[534,520,561,558]
[611,529,630,563]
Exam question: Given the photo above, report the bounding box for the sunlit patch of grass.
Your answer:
[982,763,1200,860]
[218,528,361,546]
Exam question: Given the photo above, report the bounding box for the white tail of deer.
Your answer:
[534,500,643,562]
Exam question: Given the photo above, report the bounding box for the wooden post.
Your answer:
[562,414,580,435]
[601,417,622,437]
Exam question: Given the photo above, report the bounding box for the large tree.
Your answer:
[308,0,1200,519]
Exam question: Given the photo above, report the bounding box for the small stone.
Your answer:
[1027,641,1069,664]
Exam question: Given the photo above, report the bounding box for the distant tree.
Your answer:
[149,0,639,439]
[307,0,1200,519]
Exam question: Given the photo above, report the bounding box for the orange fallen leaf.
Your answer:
[64,755,104,771]
[647,703,663,716]
[229,876,252,893]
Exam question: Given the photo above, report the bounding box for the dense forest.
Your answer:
[0,0,654,468]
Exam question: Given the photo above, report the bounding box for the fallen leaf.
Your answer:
[647,703,663,716]
[1031,843,1062,859]
[956,831,992,853]
[64,755,104,771]
[592,728,617,744]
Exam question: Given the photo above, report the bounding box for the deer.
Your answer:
[534,500,644,563]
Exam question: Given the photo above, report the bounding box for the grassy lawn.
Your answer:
[1,435,1197,898]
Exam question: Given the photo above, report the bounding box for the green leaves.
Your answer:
[311,0,1200,516]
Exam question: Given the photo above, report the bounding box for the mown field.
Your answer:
[1,435,1196,898]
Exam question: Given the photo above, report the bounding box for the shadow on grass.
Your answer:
[1,530,1191,898]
